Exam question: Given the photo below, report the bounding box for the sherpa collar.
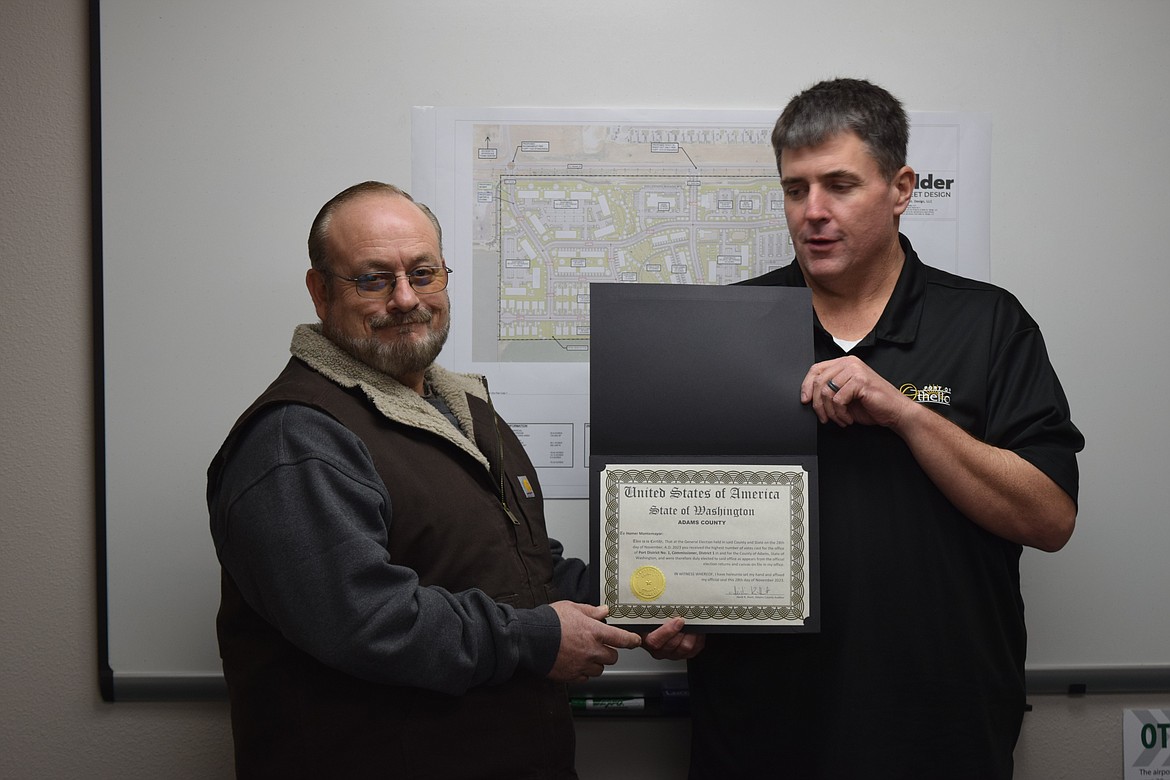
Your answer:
[290,323,492,471]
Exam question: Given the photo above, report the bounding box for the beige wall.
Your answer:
[0,1,1163,778]
[0,1,234,776]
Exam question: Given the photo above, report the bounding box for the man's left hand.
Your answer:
[802,355,914,430]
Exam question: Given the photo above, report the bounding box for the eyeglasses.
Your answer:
[327,266,452,299]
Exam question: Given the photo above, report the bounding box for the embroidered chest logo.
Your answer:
[900,383,952,407]
[517,475,536,499]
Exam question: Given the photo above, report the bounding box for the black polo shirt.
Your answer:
[687,234,1084,779]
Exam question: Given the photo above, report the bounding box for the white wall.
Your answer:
[1,1,1167,777]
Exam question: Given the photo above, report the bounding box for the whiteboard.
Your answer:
[95,0,1170,699]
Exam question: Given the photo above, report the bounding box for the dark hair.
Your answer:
[307,181,444,276]
[771,78,909,181]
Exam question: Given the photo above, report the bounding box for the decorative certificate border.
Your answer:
[602,466,810,625]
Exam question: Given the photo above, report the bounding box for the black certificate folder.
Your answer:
[589,283,820,632]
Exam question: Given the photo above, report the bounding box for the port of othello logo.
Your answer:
[900,383,952,407]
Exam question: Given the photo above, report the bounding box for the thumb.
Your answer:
[601,623,643,650]
[575,603,610,621]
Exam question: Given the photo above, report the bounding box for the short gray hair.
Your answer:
[771,78,909,182]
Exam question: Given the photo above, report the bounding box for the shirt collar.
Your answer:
[793,232,925,350]
[868,233,926,346]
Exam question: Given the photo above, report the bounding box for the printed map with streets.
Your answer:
[467,121,787,363]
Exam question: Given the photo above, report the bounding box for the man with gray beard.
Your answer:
[207,181,700,779]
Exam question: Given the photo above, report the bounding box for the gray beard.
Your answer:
[323,312,450,383]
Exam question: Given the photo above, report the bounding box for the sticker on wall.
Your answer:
[1124,708,1170,778]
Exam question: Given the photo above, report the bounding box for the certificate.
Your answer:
[588,283,820,632]
[599,463,813,630]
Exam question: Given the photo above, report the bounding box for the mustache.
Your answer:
[368,309,433,329]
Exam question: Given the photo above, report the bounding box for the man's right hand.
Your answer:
[546,602,641,683]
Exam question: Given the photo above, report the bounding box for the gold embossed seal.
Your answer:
[630,565,666,601]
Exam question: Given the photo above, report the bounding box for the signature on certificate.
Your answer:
[730,584,773,596]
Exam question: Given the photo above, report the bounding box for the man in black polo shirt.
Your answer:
[686,79,1084,779]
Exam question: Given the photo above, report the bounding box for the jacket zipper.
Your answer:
[480,376,521,526]
[477,376,544,606]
